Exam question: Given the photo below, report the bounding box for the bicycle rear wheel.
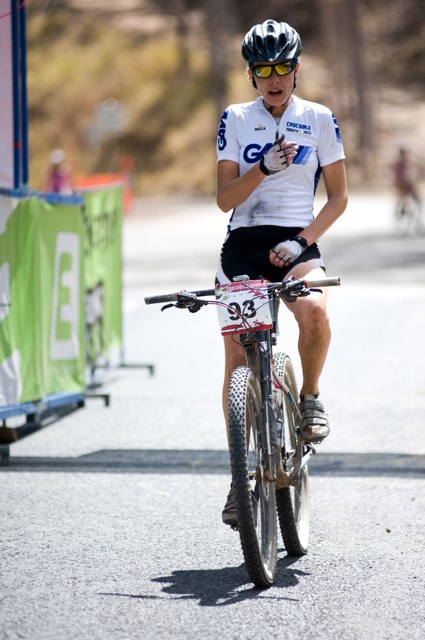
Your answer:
[228,366,277,587]
[273,353,310,555]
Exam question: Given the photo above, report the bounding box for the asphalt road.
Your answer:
[1,191,425,640]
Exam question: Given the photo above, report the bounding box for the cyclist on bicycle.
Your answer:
[216,20,348,525]
[391,146,421,206]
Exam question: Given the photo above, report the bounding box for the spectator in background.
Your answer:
[46,149,73,195]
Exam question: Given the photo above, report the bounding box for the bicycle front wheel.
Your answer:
[228,366,277,588]
[395,195,421,235]
[273,353,310,555]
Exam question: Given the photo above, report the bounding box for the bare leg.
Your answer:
[221,334,246,525]
[282,264,331,397]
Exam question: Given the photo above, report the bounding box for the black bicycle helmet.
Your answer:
[242,20,302,65]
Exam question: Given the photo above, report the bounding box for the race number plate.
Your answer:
[216,280,273,336]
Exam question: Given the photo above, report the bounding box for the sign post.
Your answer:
[0,0,28,189]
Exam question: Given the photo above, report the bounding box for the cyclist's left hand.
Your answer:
[269,237,307,267]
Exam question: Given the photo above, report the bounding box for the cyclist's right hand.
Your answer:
[259,135,298,175]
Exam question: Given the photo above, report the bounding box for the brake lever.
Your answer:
[160,301,195,311]
[161,298,209,313]
[187,301,206,313]
[280,284,311,302]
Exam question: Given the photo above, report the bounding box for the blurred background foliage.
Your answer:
[26,0,425,196]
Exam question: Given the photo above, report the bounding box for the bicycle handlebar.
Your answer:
[144,276,340,306]
[144,288,215,305]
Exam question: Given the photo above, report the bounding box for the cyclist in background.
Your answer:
[215,20,348,526]
[391,146,422,208]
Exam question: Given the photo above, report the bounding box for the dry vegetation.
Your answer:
[26,1,425,196]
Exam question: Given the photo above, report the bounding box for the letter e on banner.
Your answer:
[50,232,80,361]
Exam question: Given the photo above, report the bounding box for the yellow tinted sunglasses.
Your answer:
[253,60,296,78]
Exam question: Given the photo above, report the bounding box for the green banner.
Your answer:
[82,186,122,370]
[0,195,85,405]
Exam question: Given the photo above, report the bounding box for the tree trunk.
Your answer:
[203,0,235,127]
[318,0,375,181]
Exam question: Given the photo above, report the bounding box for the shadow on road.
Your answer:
[99,555,307,605]
[2,449,425,477]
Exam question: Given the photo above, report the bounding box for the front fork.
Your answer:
[242,329,279,483]
[241,326,314,488]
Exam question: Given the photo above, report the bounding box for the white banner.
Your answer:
[0,0,14,189]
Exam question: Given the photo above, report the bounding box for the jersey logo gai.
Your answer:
[243,143,311,165]
[217,110,229,151]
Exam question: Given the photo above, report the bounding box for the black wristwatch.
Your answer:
[293,236,309,249]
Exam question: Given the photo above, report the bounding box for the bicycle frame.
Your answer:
[239,292,314,488]
[145,275,340,489]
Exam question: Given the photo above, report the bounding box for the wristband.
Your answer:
[293,236,309,249]
[259,156,270,176]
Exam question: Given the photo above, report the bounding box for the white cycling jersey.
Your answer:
[217,95,345,230]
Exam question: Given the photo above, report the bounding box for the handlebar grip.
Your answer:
[144,288,216,305]
[304,276,341,288]
[144,292,179,305]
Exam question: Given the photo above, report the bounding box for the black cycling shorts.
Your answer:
[217,225,325,284]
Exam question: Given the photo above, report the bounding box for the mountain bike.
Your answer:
[145,274,340,587]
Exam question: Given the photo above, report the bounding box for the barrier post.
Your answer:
[81,184,123,379]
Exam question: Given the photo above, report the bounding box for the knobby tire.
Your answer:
[228,366,277,588]
[273,353,310,555]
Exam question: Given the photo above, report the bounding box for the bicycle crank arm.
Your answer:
[289,443,316,486]
[299,446,315,472]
